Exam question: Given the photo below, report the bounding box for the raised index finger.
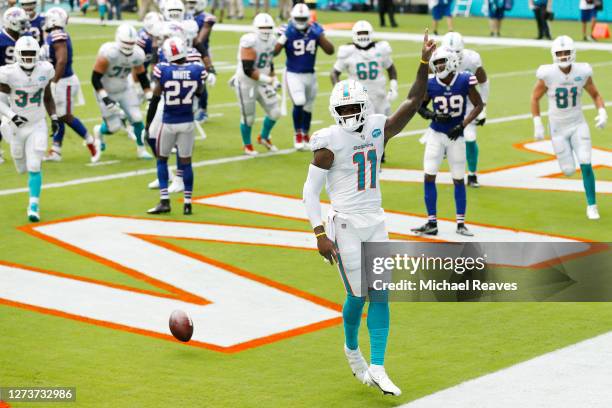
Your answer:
[424,28,429,44]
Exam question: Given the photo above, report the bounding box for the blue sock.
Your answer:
[424,180,437,222]
[28,171,42,200]
[240,123,252,146]
[454,181,467,223]
[580,164,596,205]
[67,117,88,140]
[466,141,479,174]
[343,295,366,351]
[52,121,66,145]
[367,291,389,366]
[292,105,304,133]
[260,116,276,140]
[100,121,111,135]
[182,162,193,203]
[200,85,208,110]
[157,160,169,199]
[303,110,312,135]
[132,122,145,146]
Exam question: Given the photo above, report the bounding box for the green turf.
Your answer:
[1,12,611,407]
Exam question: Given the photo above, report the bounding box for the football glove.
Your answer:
[144,90,153,102]
[102,96,120,114]
[595,108,607,129]
[207,72,217,87]
[476,108,487,126]
[387,79,398,102]
[50,114,60,136]
[272,77,281,91]
[11,114,28,128]
[448,124,464,141]
[533,116,545,140]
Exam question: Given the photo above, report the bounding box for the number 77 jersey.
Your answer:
[153,61,206,124]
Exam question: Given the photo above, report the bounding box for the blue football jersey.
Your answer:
[427,72,476,134]
[283,22,325,74]
[0,30,17,65]
[154,62,206,124]
[137,28,154,70]
[29,14,45,46]
[46,29,73,78]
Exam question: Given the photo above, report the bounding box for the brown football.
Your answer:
[169,310,193,342]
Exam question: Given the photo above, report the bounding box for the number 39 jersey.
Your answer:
[235,32,275,84]
[310,114,387,216]
[153,62,206,124]
[427,72,476,135]
[333,42,393,88]
[0,61,54,123]
[536,63,592,127]
[98,42,146,94]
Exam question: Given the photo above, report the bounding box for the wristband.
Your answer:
[420,59,429,65]
[533,116,543,126]
[315,232,326,238]
[98,89,108,98]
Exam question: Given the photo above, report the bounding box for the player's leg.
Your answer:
[235,80,258,155]
[448,137,472,236]
[551,131,576,176]
[464,109,479,187]
[176,123,196,215]
[286,72,307,150]
[94,91,124,151]
[257,86,281,152]
[148,123,178,214]
[24,124,47,222]
[412,131,444,235]
[572,122,598,219]
[117,91,151,159]
[302,73,318,146]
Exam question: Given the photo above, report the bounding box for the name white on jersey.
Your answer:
[235,33,276,83]
[310,114,387,218]
[98,42,146,94]
[0,61,54,123]
[334,42,393,88]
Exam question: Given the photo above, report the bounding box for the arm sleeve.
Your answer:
[91,70,104,91]
[137,71,151,90]
[302,164,328,228]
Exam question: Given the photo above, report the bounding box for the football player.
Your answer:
[0,36,59,221]
[274,3,334,150]
[146,36,206,215]
[331,20,398,117]
[91,23,153,159]
[413,47,483,237]
[138,12,164,75]
[232,13,280,155]
[19,0,44,46]
[531,36,607,220]
[43,8,100,163]
[442,32,489,188]
[302,31,435,396]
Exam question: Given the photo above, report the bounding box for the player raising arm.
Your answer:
[0,36,59,222]
[531,36,606,220]
[302,30,435,397]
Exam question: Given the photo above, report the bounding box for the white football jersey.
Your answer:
[310,114,387,217]
[459,49,482,75]
[235,33,276,83]
[334,42,393,89]
[0,61,54,122]
[537,62,592,127]
[98,42,146,94]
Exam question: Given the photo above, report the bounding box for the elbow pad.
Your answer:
[242,60,255,78]
[302,164,328,228]
[479,80,490,104]
[137,71,151,90]
[91,71,104,91]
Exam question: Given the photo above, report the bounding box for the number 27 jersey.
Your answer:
[153,62,206,124]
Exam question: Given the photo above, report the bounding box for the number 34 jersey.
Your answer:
[536,63,592,127]
[427,72,476,135]
[153,62,206,124]
[333,42,393,88]
[0,61,54,123]
[235,32,276,84]
[98,42,146,94]
[310,114,387,217]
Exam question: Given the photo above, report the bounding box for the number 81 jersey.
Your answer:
[98,42,146,94]
[235,32,275,84]
[0,61,54,123]
[536,62,592,127]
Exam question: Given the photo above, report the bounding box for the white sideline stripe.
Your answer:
[68,17,612,51]
[399,330,612,408]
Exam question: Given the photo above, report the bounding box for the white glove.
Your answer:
[476,107,487,126]
[228,75,237,88]
[533,116,545,140]
[387,79,398,102]
[272,77,281,91]
[595,107,607,129]
[207,72,216,87]
[258,73,275,85]
[144,90,153,102]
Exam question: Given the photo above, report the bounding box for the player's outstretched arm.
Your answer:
[318,34,335,56]
[52,41,68,83]
[134,65,152,100]
[91,55,118,112]
[464,86,484,126]
[584,77,607,129]
[384,29,436,142]
[531,79,547,140]
[303,148,337,265]
[475,66,489,125]
[145,79,162,133]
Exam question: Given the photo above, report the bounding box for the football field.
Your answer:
[1,11,612,407]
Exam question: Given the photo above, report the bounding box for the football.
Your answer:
[169,310,193,342]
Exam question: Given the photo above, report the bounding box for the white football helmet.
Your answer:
[163,0,185,21]
[115,23,138,56]
[352,20,373,48]
[429,47,458,80]
[329,79,369,132]
[15,35,39,70]
[290,3,310,30]
[3,7,30,34]
[194,0,208,13]
[441,32,464,65]
[182,19,198,47]
[143,12,164,37]
[253,13,275,42]
[43,7,68,31]
[551,35,576,68]
[19,0,37,15]
[162,36,187,62]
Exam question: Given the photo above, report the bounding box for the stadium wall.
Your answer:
[468,0,612,22]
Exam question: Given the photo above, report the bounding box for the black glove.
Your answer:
[434,113,452,123]
[51,115,60,135]
[418,106,435,120]
[11,114,28,128]
[476,117,486,126]
[448,124,464,141]
[102,96,117,109]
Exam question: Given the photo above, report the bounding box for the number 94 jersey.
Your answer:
[0,61,54,123]
[235,32,276,84]
[536,63,592,127]
[427,72,477,135]
[98,42,146,94]
[333,41,393,87]
[310,114,387,217]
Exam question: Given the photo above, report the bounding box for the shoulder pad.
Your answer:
[99,42,119,60]
[309,127,333,152]
[376,41,392,55]
[132,47,146,65]
[240,33,256,49]
[536,64,551,80]
[337,44,354,59]
[579,62,593,77]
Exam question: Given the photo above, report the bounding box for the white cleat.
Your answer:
[94,125,106,151]
[587,204,600,220]
[344,345,369,384]
[168,176,184,193]
[257,136,278,152]
[137,145,153,160]
[148,178,160,189]
[43,150,62,162]
[364,366,402,396]
[90,138,102,163]
[244,145,259,156]
[27,204,40,223]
